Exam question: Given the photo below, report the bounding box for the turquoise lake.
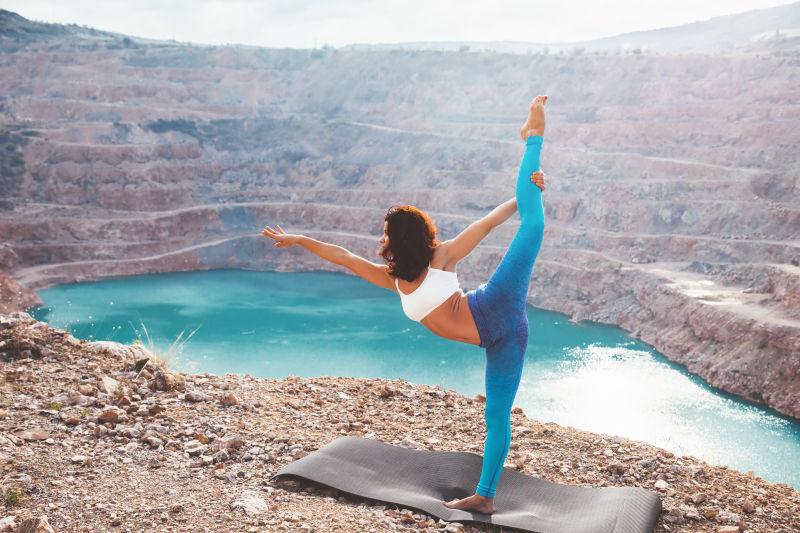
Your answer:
[29,268,800,489]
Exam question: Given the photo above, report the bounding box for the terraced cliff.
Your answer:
[0,9,798,419]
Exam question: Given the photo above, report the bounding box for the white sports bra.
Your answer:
[395,267,461,322]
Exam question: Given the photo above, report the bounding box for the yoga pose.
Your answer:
[262,95,548,514]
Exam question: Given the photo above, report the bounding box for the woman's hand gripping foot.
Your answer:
[520,94,548,140]
[441,493,496,514]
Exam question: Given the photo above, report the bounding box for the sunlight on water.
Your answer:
[29,268,800,489]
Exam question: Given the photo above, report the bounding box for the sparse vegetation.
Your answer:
[4,488,22,506]
[132,318,200,372]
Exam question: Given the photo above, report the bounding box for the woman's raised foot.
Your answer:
[520,94,547,139]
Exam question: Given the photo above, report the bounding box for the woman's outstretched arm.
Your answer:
[262,225,396,291]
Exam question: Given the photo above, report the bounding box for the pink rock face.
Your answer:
[0,19,798,420]
[0,270,42,314]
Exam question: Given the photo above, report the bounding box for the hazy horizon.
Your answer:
[1,0,795,49]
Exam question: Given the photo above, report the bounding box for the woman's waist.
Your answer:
[420,292,481,345]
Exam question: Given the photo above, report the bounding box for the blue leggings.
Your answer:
[466,135,545,498]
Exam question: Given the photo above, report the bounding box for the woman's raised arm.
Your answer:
[439,171,545,266]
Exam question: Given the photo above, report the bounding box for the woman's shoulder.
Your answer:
[430,243,456,272]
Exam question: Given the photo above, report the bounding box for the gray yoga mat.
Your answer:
[271,436,662,533]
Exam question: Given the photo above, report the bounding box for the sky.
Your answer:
[2,0,794,49]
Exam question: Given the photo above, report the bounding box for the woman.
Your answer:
[262,95,548,514]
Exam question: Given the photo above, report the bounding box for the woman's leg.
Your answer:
[475,316,529,498]
[481,135,545,316]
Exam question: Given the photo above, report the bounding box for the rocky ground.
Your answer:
[0,312,797,533]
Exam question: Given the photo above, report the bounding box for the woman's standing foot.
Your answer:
[441,493,495,514]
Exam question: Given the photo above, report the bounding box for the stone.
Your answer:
[63,415,80,426]
[399,437,424,449]
[184,390,211,402]
[230,490,267,516]
[606,461,626,475]
[100,376,119,396]
[2,473,32,490]
[220,393,239,407]
[0,516,16,532]
[183,440,206,457]
[152,369,176,392]
[654,479,669,490]
[68,392,94,406]
[98,409,119,424]
[15,516,55,533]
[717,527,739,533]
[14,429,49,441]
[70,455,88,465]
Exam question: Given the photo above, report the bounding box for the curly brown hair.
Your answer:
[380,205,440,282]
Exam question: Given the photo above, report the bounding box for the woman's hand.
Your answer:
[530,170,546,191]
[261,224,303,248]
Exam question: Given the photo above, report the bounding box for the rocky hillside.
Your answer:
[1,312,798,532]
[0,9,798,420]
[347,1,800,54]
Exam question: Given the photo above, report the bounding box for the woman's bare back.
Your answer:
[394,244,482,346]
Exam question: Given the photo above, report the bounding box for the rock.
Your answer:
[98,409,119,424]
[220,437,245,450]
[220,393,239,407]
[692,492,707,504]
[1,473,32,490]
[741,500,755,513]
[682,506,701,521]
[14,429,49,441]
[654,479,669,490]
[0,516,16,532]
[70,455,88,465]
[86,340,151,363]
[664,507,684,525]
[15,516,55,533]
[606,461,626,475]
[99,376,119,396]
[152,369,176,392]
[183,440,206,457]
[230,490,267,516]
[213,450,229,463]
[184,390,212,402]
[376,384,395,398]
[62,415,80,426]
[68,392,94,406]
[717,527,739,533]
[133,357,149,373]
[399,437,423,449]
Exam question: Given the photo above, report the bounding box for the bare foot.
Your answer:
[520,94,548,140]
[441,493,495,514]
